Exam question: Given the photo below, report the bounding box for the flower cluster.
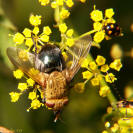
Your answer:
[90,6,116,43]
[38,0,86,8]
[13,15,52,52]
[9,69,43,110]
[74,55,122,97]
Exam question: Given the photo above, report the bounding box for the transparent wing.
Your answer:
[7,47,48,87]
[65,34,92,80]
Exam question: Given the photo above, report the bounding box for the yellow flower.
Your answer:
[105,8,114,18]
[110,59,122,71]
[28,91,37,100]
[106,18,116,24]
[82,71,93,80]
[51,1,58,8]
[13,69,24,79]
[25,38,34,48]
[96,55,106,66]
[39,0,50,6]
[57,0,64,6]
[74,82,85,93]
[29,15,41,26]
[23,28,31,37]
[43,26,52,35]
[93,22,103,31]
[102,131,108,133]
[89,61,97,70]
[66,29,74,37]
[9,92,21,102]
[40,34,49,42]
[18,83,28,91]
[99,86,110,97]
[91,77,99,86]
[101,64,109,72]
[81,58,89,68]
[31,99,42,109]
[13,33,25,44]
[65,0,74,7]
[60,9,70,19]
[59,23,68,33]
[27,78,35,87]
[66,38,74,47]
[33,27,39,35]
[90,9,103,22]
[105,73,117,83]
[80,0,86,3]
[94,31,105,43]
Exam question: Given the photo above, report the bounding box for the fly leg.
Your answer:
[54,110,61,123]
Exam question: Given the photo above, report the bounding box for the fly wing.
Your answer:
[7,47,48,87]
[65,34,92,80]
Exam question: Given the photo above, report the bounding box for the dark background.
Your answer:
[0,0,133,132]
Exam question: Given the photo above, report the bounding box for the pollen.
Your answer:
[13,33,25,45]
[9,92,21,102]
[13,69,24,79]
[29,14,42,26]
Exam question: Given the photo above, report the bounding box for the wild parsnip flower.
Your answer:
[110,59,122,71]
[66,38,74,47]
[29,15,42,26]
[59,23,68,33]
[74,82,85,93]
[105,73,117,83]
[96,55,106,66]
[105,121,111,128]
[30,99,42,109]
[60,9,70,19]
[66,29,74,37]
[9,92,21,102]
[99,86,110,97]
[18,83,28,92]
[81,55,122,86]
[13,69,24,79]
[27,78,35,87]
[12,15,52,52]
[28,91,37,100]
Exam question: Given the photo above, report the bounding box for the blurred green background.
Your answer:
[0,0,133,133]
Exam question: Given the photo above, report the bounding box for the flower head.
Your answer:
[29,15,42,26]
